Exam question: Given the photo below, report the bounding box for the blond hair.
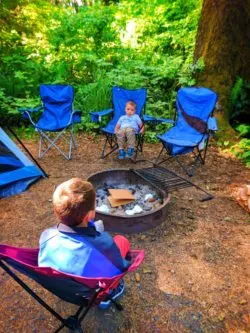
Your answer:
[126,100,136,109]
[53,178,95,226]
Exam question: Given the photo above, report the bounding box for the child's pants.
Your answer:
[116,127,136,149]
[113,235,130,258]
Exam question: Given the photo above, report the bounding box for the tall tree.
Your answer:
[194,0,250,130]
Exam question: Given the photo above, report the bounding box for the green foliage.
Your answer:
[229,77,250,166]
[230,77,250,127]
[231,139,250,167]
[0,0,203,139]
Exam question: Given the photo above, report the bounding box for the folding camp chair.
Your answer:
[19,84,81,160]
[155,87,218,176]
[0,244,144,333]
[90,86,147,160]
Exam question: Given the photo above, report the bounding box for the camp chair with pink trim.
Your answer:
[0,244,144,333]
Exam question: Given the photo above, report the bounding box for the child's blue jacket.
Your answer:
[38,223,130,277]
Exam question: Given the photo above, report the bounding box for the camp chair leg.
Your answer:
[0,260,103,333]
[154,144,173,166]
[175,156,195,177]
[54,286,102,333]
[185,139,210,176]
[54,316,83,333]
[201,137,209,164]
[155,140,211,176]
[38,130,75,160]
[136,134,144,153]
[101,134,118,159]
[0,261,66,326]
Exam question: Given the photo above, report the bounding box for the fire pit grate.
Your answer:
[131,166,214,202]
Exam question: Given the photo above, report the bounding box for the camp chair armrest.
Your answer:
[142,115,174,124]
[18,107,43,126]
[207,116,218,132]
[18,106,43,114]
[89,108,113,122]
[72,110,82,123]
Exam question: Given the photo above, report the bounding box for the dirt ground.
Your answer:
[0,134,249,333]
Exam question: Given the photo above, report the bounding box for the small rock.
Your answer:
[143,267,152,274]
[239,299,247,305]
[190,253,198,259]
[135,273,140,282]
[224,216,232,222]
[218,313,225,321]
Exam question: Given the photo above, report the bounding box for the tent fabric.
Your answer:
[0,128,45,198]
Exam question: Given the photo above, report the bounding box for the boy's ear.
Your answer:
[82,210,96,224]
[88,210,96,220]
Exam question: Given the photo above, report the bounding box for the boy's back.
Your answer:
[39,223,130,277]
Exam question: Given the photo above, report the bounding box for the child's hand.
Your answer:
[139,127,145,134]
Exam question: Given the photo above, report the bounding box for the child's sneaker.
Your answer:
[126,147,135,158]
[118,149,125,160]
[98,280,125,309]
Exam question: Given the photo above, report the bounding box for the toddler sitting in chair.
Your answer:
[115,100,144,159]
[38,178,131,308]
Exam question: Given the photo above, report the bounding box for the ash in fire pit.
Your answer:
[96,184,163,216]
[88,169,170,234]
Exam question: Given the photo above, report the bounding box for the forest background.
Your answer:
[0,0,249,166]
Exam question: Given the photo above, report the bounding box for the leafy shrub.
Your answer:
[0,0,202,141]
[229,78,250,166]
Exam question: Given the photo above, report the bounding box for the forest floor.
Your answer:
[0,134,249,333]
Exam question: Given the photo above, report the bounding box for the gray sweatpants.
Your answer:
[116,127,136,149]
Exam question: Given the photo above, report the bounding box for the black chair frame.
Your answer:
[0,259,123,333]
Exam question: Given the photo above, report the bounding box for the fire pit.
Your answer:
[88,169,170,234]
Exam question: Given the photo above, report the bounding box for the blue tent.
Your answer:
[0,128,45,198]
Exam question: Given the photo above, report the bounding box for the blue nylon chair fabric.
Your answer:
[36,85,80,131]
[0,128,45,198]
[102,86,147,134]
[156,87,218,155]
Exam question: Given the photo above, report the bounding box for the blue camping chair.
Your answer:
[90,86,147,159]
[155,87,218,176]
[19,85,81,160]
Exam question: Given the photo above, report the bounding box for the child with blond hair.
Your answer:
[115,100,144,159]
[38,178,131,307]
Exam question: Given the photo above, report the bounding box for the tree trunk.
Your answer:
[194,0,250,131]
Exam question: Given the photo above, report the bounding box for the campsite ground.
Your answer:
[0,134,249,333]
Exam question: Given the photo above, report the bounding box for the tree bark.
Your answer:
[194,0,250,130]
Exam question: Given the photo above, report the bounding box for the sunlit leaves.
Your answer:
[1,0,203,134]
